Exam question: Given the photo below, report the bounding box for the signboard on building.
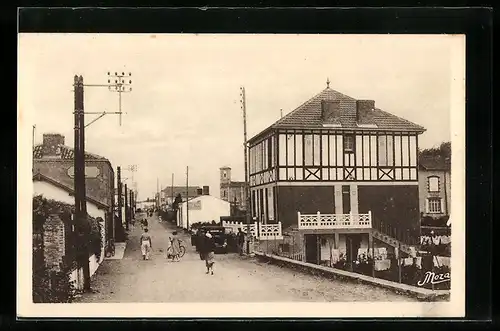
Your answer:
[67,166,100,178]
[188,200,202,210]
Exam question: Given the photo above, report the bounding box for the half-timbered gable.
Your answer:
[248,85,425,251]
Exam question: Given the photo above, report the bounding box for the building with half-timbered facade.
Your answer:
[247,82,425,267]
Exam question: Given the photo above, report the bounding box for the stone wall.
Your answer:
[43,214,65,271]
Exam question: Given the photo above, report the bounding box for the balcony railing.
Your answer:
[298,211,372,230]
[222,220,283,240]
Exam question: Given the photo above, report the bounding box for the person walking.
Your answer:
[140,228,152,260]
[204,232,216,275]
[197,228,206,260]
[237,228,245,256]
[169,231,182,262]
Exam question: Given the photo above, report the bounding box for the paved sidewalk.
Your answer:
[105,242,127,260]
[77,214,418,303]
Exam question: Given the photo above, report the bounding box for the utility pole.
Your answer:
[130,189,134,220]
[117,166,123,235]
[72,71,132,246]
[111,172,116,242]
[107,71,132,126]
[240,86,251,253]
[127,164,138,200]
[124,183,129,231]
[32,125,36,150]
[186,166,189,230]
[32,124,36,169]
[156,177,159,211]
[171,173,174,208]
[73,75,91,291]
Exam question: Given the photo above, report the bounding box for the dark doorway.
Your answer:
[346,234,362,270]
[305,234,319,264]
[342,185,351,214]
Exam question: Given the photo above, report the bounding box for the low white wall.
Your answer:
[69,254,101,290]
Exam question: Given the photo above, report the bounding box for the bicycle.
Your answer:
[166,243,186,259]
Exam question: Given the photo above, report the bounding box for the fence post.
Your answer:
[317,211,321,226]
[297,212,301,228]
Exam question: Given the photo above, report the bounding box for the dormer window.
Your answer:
[343,135,354,153]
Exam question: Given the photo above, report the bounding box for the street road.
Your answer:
[77,214,417,302]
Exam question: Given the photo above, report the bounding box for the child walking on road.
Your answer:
[140,228,152,260]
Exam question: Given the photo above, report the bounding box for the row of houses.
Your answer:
[32,133,131,287]
[241,83,451,264]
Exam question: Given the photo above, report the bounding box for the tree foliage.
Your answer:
[419,142,451,159]
[32,194,103,303]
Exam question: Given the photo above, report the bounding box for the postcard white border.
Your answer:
[17,33,466,318]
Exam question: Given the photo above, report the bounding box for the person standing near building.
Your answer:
[237,228,245,256]
[204,232,216,275]
[140,228,152,260]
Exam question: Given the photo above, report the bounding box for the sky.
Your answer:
[18,34,461,201]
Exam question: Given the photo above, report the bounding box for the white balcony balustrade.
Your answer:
[298,211,372,230]
[222,220,283,240]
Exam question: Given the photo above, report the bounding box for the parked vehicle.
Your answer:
[193,225,237,254]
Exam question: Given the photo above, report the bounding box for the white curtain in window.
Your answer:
[356,136,363,166]
[378,135,387,166]
[313,134,321,165]
[409,135,417,167]
[279,134,287,166]
[287,134,295,166]
[401,136,409,166]
[387,135,394,166]
[429,177,439,191]
[295,134,303,166]
[304,134,313,165]
[322,135,329,167]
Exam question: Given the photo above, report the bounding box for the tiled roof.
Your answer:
[261,87,425,133]
[419,154,451,171]
[33,144,107,160]
[161,186,201,198]
[33,172,108,209]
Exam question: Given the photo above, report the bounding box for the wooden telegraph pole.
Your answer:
[74,75,91,291]
[171,173,174,208]
[124,183,129,231]
[130,190,134,220]
[240,86,252,254]
[117,166,123,234]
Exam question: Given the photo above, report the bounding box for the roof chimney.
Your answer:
[321,100,341,123]
[42,133,65,157]
[356,100,375,123]
[202,186,210,196]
